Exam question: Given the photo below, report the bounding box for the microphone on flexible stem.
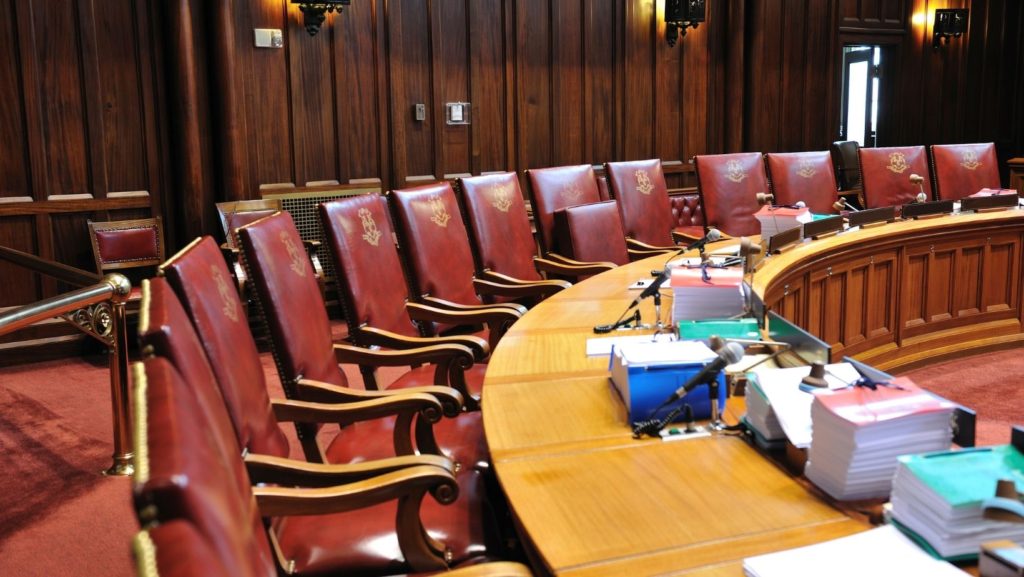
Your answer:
[662,342,745,405]
[833,199,860,212]
[909,174,928,203]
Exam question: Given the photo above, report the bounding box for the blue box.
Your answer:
[609,341,729,423]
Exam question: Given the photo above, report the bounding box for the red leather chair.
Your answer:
[694,152,767,237]
[132,357,525,576]
[605,159,700,257]
[525,165,618,272]
[764,151,839,214]
[831,140,862,192]
[669,193,705,238]
[87,217,164,301]
[931,143,1002,201]
[388,183,528,349]
[457,173,605,283]
[554,201,629,267]
[859,146,933,208]
[319,194,515,386]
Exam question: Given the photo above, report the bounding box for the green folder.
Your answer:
[677,318,759,341]
[899,445,1024,508]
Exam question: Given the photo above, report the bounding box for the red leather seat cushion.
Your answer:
[275,469,491,577]
[672,225,704,241]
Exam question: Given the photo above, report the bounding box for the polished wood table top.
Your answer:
[483,210,1024,575]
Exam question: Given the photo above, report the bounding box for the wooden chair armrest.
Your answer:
[409,299,523,351]
[254,465,457,572]
[271,394,446,457]
[478,269,571,291]
[418,295,526,316]
[358,325,490,362]
[626,238,678,253]
[333,343,476,409]
[533,256,615,277]
[671,230,703,244]
[446,562,535,577]
[472,277,565,299]
[296,377,464,417]
[245,452,454,487]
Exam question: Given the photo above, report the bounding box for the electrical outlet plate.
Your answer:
[446,102,471,125]
[254,28,283,49]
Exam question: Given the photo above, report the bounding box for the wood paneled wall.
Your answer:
[0,0,167,307]
[1,0,1023,314]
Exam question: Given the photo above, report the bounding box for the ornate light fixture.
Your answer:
[292,0,351,37]
[665,0,706,47]
[932,8,968,49]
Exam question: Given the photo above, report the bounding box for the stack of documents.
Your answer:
[669,266,745,322]
[890,444,1024,559]
[804,377,955,500]
[744,363,861,449]
[754,205,813,240]
[743,525,969,577]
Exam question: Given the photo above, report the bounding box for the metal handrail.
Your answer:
[0,248,134,476]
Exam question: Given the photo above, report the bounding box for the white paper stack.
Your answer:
[804,377,955,501]
[669,266,745,322]
[744,363,861,448]
[743,525,969,577]
[889,445,1024,559]
[755,205,813,241]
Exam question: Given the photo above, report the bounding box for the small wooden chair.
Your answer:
[87,216,164,302]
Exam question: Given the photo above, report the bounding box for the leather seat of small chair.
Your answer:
[859,146,933,208]
[554,201,630,266]
[694,152,767,237]
[526,165,605,257]
[931,142,1001,201]
[669,194,705,241]
[764,151,839,214]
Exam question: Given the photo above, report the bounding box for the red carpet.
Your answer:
[899,348,1024,447]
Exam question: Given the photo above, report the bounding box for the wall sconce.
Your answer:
[665,0,706,47]
[292,0,351,36]
[933,8,968,49]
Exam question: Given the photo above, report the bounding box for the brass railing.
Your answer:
[0,246,133,476]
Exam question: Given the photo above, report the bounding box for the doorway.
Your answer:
[839,45,882,147]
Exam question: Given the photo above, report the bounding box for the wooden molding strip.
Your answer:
[0,195,152,216]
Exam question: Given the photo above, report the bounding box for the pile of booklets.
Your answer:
[754,205,813,241]
[804,376,955,501]
[889,444,1024,560]
[669,266,744,322]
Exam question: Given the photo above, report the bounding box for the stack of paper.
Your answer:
[804,377,955,500]
[890,444,1024,559]
[743,525,969,577]
[970,188,1018,196]
[669,266,745,322]
[754,205,813,241]
[744,363,861,448]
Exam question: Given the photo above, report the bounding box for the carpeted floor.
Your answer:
[0,346,1018,576]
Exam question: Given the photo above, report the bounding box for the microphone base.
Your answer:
[659,425,712,442]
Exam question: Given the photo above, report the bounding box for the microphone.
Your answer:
[662,342,745,404]
[684,227,722,253]
[910,174,928,203]
[833,199,860,212]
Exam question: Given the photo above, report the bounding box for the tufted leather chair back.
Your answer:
[320,194,421,340]
[859,146,933,208]
[669,194,705,236]
[159,237,291,459]
[605,159,674,246]
[555,201,630,266]
[694,153,767,237]
[831,140,862,191]
[389,183,482,307]
[134,357,277,577]
[765,151,839,214]
[137,278,252,474]
[457,173,542,282]
[236,212,347,391]
[526,165,603,255]
[931,143,1001,201]
[133,521,235,577]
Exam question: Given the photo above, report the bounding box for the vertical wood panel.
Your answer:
[289,8,336,185]
[0,0,30,200]
[584,0,617,164]
[240,2,292,186]
[335,0,384,182]
[516,0,553,170]
[552,0,584,166]
[390,0,434,182]
[623,0,655,159]
[468,0,509,174]
[435,0,470,177]
[0,217,39,306]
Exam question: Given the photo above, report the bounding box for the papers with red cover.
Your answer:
[754,205,813,240]
[804,377,955,500]
[669,266,745,322]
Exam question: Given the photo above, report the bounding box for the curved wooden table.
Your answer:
[483,210,1024,576]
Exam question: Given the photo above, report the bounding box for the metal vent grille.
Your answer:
[263,188,377,281]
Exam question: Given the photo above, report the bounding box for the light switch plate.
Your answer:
[446,102,471,125]
[254,28,283,49]
[414,103,426,122]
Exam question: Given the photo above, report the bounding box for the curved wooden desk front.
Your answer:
[483,210,1024,576]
